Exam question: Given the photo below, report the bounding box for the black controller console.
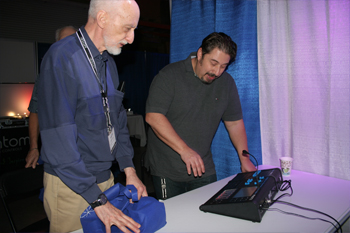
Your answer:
[199,168,283,222]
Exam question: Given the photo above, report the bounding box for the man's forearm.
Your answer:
[146,112,206,177]
[28,112,40,149]
[145,112,189,155]
[224,119,256,172]
[225,119,248,158]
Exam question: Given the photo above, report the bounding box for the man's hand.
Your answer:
[25,148,39,168]
[145,113,206,177]
[179,148,205,177]
[240,155,257,173]
[94,201,140,233]
[124,167,147,200]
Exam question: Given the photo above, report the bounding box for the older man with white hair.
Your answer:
[38,1,146,232]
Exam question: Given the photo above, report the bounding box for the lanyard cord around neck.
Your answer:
[76,28,108,97]
[76,29,112,132]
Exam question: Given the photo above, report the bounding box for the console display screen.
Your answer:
[233,186,257,198]
[216,189,236,200]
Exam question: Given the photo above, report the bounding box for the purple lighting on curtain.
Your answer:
[258,0,349,179]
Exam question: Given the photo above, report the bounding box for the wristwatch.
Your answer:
[90,193,108,209]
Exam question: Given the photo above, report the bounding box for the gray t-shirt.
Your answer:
[145,52,243,182]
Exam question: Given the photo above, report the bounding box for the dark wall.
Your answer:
[0,0,88,44]
[115,51,169,119]
[0,0,170,115]
[0,0,170,53]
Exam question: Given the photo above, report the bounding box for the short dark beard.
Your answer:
[199,77,211,85]
[196,59,217,84]
[199,72,217,84]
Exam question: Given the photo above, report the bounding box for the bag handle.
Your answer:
[124,185,139,202]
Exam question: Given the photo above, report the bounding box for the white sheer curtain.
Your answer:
[258,0,349,180]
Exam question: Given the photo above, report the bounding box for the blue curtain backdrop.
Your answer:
[171,0,261,180]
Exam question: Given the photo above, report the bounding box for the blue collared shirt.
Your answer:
[38,26,134,203]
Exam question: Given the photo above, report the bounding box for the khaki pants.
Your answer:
[43,172,114,232]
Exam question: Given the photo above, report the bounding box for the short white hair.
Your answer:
[88,0,136,19]
[88,0,116,19]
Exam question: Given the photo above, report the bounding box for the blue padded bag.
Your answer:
[80,183,166,233]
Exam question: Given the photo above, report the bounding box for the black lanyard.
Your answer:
[76,29,112,132]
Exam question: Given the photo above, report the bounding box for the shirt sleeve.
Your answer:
[115,92,135,171]
[221,76,243,122]
[106,58,135,171]
[146,68,175,115]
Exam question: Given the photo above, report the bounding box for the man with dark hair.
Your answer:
[200,32,237,64]
[145,32,256,200]
[38,1,146,232]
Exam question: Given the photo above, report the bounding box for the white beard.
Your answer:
[105,44,122,55]
[103,34,127,55]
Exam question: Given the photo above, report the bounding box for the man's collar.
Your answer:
[186,52,197,73]
[79,26,104,59]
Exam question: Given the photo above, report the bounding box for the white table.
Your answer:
[72,165,349,233]
[157,165,350,233]
[126,114,146,147]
